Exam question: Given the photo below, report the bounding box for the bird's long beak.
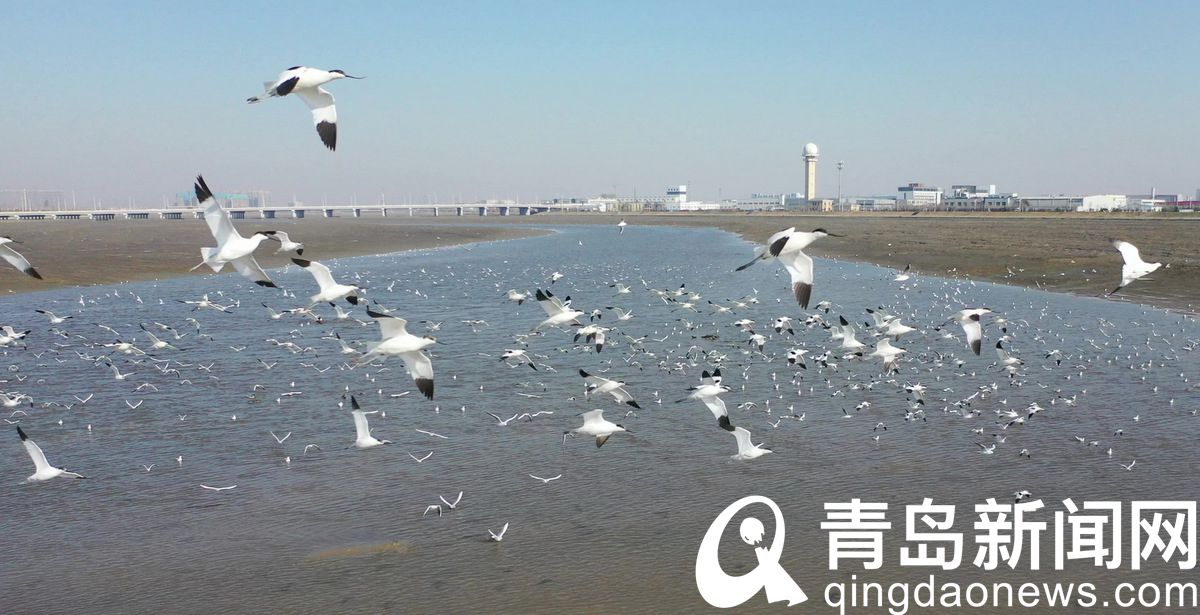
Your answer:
[344,74,365,79]
[826,233,845,237]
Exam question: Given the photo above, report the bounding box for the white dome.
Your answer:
[803,142,819,157]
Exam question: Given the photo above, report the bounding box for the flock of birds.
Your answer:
[0,67,1186,551]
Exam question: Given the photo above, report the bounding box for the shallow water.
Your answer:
[0,226,1197,614]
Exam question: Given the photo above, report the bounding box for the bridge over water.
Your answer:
[0,203,582,222]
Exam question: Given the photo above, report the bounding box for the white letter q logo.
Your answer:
[696,496,807,608]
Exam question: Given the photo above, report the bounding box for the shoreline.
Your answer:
[0,217,549,295]
[2,212,1196,314]
[319,212,1200,314]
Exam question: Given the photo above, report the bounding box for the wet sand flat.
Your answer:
[0,216,546,294]
[370,212,1200,313]
[2,212,1196,313]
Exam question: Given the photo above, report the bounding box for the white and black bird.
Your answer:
[266,231,304,255]
[247,66,364,151]
[16,426,85,482]
[730,426,772,460]
[357,307,435,399]
[1108,239,1162,295]
[950,308,992,355]
[0,237,41,279]
[191,176,278,287]
[735,227,840,309]
[291,258,361,306]
[348,395,391,449]
[579,369,640,408]
[678,369,734,431]
[533,289,583,330]
[563,409,630,448]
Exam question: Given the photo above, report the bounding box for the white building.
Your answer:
[1017,196,1082,211]
[1076,194,1128,212]
[943,184,1016,210]
[736,194,787,210]
[897,183,943,209]
[803,143,819,201]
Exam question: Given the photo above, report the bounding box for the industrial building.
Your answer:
[897,183,943,208]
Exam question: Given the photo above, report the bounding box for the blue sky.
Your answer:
[3,1,1197,206]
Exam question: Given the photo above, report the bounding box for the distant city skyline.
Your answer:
[2,1,1197,206]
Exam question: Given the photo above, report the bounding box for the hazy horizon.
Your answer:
[3,1,1198,206]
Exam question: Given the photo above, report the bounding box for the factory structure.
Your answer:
[541,140,1196,214]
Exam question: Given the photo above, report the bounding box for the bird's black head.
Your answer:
[330,69,365,79]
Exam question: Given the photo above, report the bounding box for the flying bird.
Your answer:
[0,237,42,279]
[357,307,436,399]
[16,426,85,482]
[1108,239,1162,295]
[247,66,364,151]
[191,176,278,287]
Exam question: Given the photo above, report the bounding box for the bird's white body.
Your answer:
[358,309,435,399]
[17,426,85,482]
[291,258,361,306]
[731,427,772,460]
[192,176,277,287]
[952,308,992,356]
[248,67,363,151]
[348,396,391,448]
[534,289,583,330]
[0,237,41,279]
[1110,240,1162,294]
[565,409,629,447]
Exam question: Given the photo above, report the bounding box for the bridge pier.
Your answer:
[456,207,464,216]
[262,210,276,219]
[160,211,182,220]
[501,206,510,216]
[230,210,245,220]
[519,206,531,215]
[353,208,362,218]
[323,208,334,218]
[478,206,488,216]
[90,213,115,221]
[292,209,305,218]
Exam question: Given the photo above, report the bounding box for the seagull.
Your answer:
[505,289,529,305]
[950,308,992,356]
[270,431,292,444]
[0,237,42,279]
[16,426,85,482]
[291,258,361,306]
[35,309,70,324]
[499,349,538,370]
[265,230,304,255]
[579,369,640,408]
[1120,459,1136,471]
[563,409,630,448]
[423,504,443,517]
[348,395,391,448]
[533,289,583,330]
[199,484,237,492]
[730,426,772,460]
[486,412,520,426]
[893,265,912,282]
[247,66,364,151]
[356,307,435,399]
[438,491,463,510]
[617,219,627,233]
[678,369,734,431]
[409,451,433,463]
[190,176,278,287]
[529,474,562,484]
[488,522,509,542]
[1108,240,1162,295]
